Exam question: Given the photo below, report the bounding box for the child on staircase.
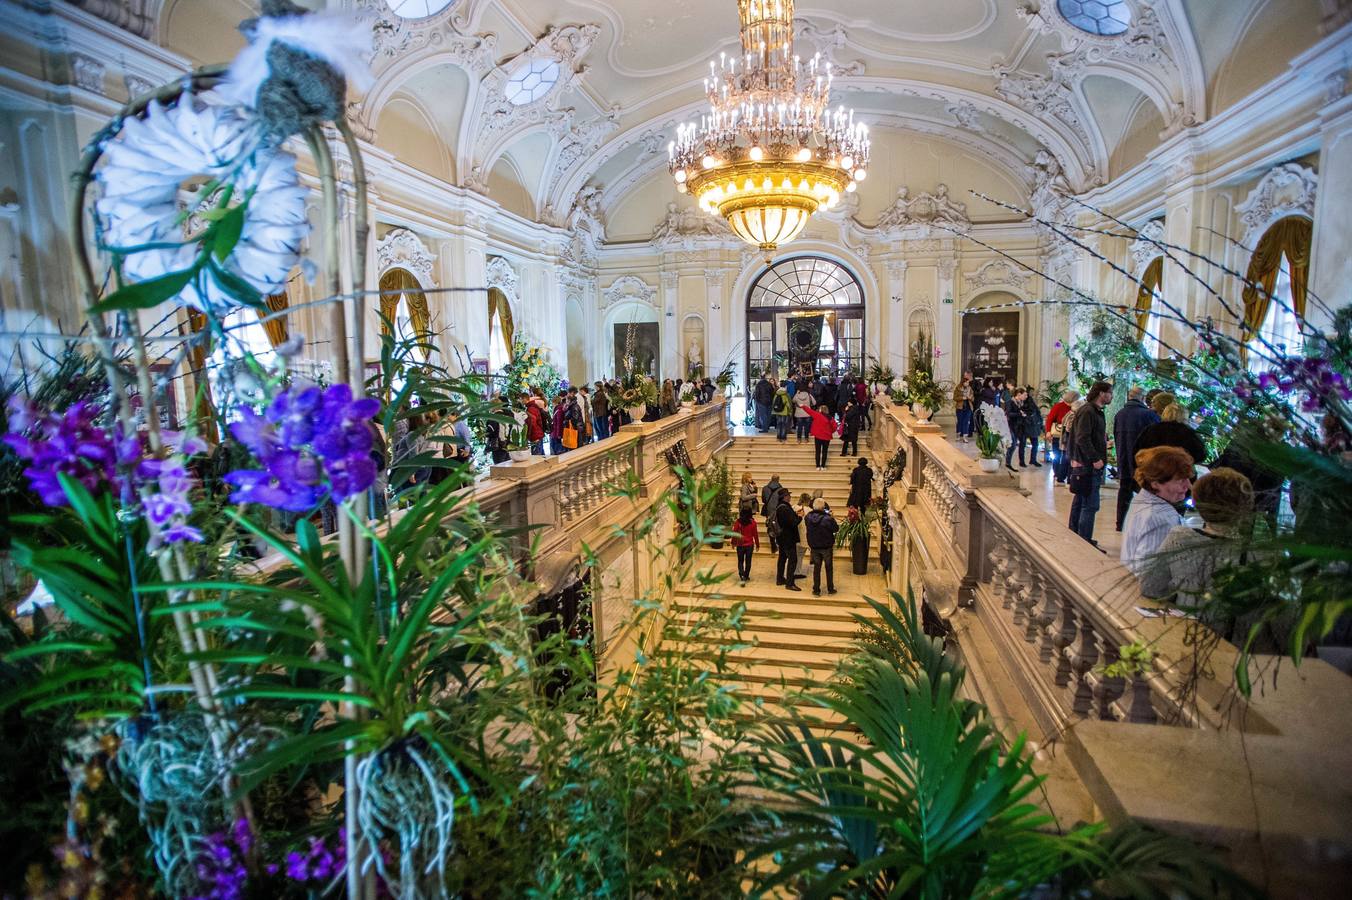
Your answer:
[732,507,760,587]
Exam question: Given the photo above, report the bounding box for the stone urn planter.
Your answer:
[509,449,532,463]
[681,400,694,409]
[978,457,1000,473]
[911,403,933,421]
[626,405,647,422]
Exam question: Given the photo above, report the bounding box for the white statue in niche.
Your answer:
[688,338,702,368]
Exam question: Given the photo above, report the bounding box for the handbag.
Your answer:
[1067,466,1091,496]
[562,424,579,450]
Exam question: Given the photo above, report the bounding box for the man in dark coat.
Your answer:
[1112,385,1161,530]
[1068,380,1113,545]
[762,474,782,553]
[848,457,873,510]
[804,499,839,596]
[753,374,774,432]
[774,487,802,591]
[840,400,862,456]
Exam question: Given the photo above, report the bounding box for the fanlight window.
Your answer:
[504,58,561,106]
[387,0,457,20]
[748,256,863,308]
[1057,0,1131,36]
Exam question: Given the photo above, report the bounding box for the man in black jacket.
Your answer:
[848,457,873,509]
[804,499,839,596]
[753,374,774,432]
[775,487,802,591]
[1004,387,1032,470]
[1067,380,1113,545]
[1112,385,1161,530]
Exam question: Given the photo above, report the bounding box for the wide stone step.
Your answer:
[685,643,850,671]
[674,596,874,620]
[674,581,875,604]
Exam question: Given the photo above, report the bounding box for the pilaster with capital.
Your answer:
[884,259,909,371]
[1311,85,1352,333]
[704,268,729,372]
[660,271,679,379]
[936,256,957,381]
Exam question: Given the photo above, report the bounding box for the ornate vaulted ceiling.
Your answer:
[152,0,1331,236]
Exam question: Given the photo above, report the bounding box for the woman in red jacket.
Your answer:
[1044,389,1079,483]
[525,390,548,456]
[804,405,837,470]
[731,507,760,586]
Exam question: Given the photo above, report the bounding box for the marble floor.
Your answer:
[940,425,1126,560]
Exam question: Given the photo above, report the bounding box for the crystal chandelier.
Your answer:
[668,0,869,260]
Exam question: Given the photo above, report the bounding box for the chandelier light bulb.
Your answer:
[796,146,812,162]
[846,181,857,192]
[855,168,867,181]
[674,169,687,183]
[749,146,764,162]
[841,155,854,169]
[702,154,718,169]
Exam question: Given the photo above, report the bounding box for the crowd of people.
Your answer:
[727,458,875,596]
[750,371,874,469]
[488,376,720,462]
[954,371,1047,471]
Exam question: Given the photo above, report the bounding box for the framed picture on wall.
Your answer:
[961,311,1021,387]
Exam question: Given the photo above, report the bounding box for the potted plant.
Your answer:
[713,360,737,395]
[700,458,735,548]
[904,370,947,421]
[611,375,657,423]
[865,357,896,392]
[975,424,1003,472]
[836,498,882,575]
[504,423,532,463]
[679,380,696,408]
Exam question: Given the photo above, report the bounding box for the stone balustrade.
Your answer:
[871,397,1352,895]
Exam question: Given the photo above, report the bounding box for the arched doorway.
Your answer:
[746,256,865,381]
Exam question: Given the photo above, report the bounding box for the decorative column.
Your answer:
[936,256,957,383]
[704,268,728,372]
[884,259,909,373]
[660,270,679,380]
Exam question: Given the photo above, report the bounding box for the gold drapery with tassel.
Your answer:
[488,287,515,360]
[378,267,431,335]
[1241,216,1311,359]
[1135,256,1163,336]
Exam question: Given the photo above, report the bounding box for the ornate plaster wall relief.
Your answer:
[485,255,521,306]
[69,0,155,39]
[1235,162,1318,247]
[376,227,438,285]
[965,259,1031,293]
[873,184,972,235]
[359,0,484,71]
[1127,219,1167,276]
[600,275,657,311]
[69,53,106,95]
[651,202,733,250]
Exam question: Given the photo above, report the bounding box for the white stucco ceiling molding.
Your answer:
[1235,162,1318,248]
[1128,218,1167,276]
[462,23,603,191]
[1014,0,1206,138]
[600,275,658,311]
[376,226,438,285]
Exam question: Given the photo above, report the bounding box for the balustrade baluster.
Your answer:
[1090,635,1125,720]
[1008,554,1030,626]
[1020,566,1044,643]
[1040,589,1073,668]
[1065,616,1099,716]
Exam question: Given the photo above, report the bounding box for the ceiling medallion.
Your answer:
[667,0,870,262]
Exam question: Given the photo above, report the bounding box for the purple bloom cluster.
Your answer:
[1235,356,1352,413]
[3,399,134,506]
[284,829,347,883]
[190,818,350,899]
[4,399,206,547]
[225,384,380,512]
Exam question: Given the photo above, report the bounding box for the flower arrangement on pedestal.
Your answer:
[836,497,883,574]
[890,330,951,420]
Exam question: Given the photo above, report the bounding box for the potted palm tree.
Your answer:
[836,498,882,575]
[975,424,1003,472]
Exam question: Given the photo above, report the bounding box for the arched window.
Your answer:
[378,267,432,355]
[1242,216,1311,369]
[1135,256,1164,359]
[746,256,865,380]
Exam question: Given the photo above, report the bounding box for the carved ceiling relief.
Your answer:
[1235,163,1318,247]
[1011,1,1198,142]
[376,227,438,286]
[873,185,971,234]
[651,202,733,250]
[468,23,602,190]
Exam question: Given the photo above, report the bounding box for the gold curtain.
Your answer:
[1241,216,1312,356]
[377,268,431,344]
[183,309,219,443]
[1135,256,1163,336]
[257,291,289,347]
[489,288,515,360]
